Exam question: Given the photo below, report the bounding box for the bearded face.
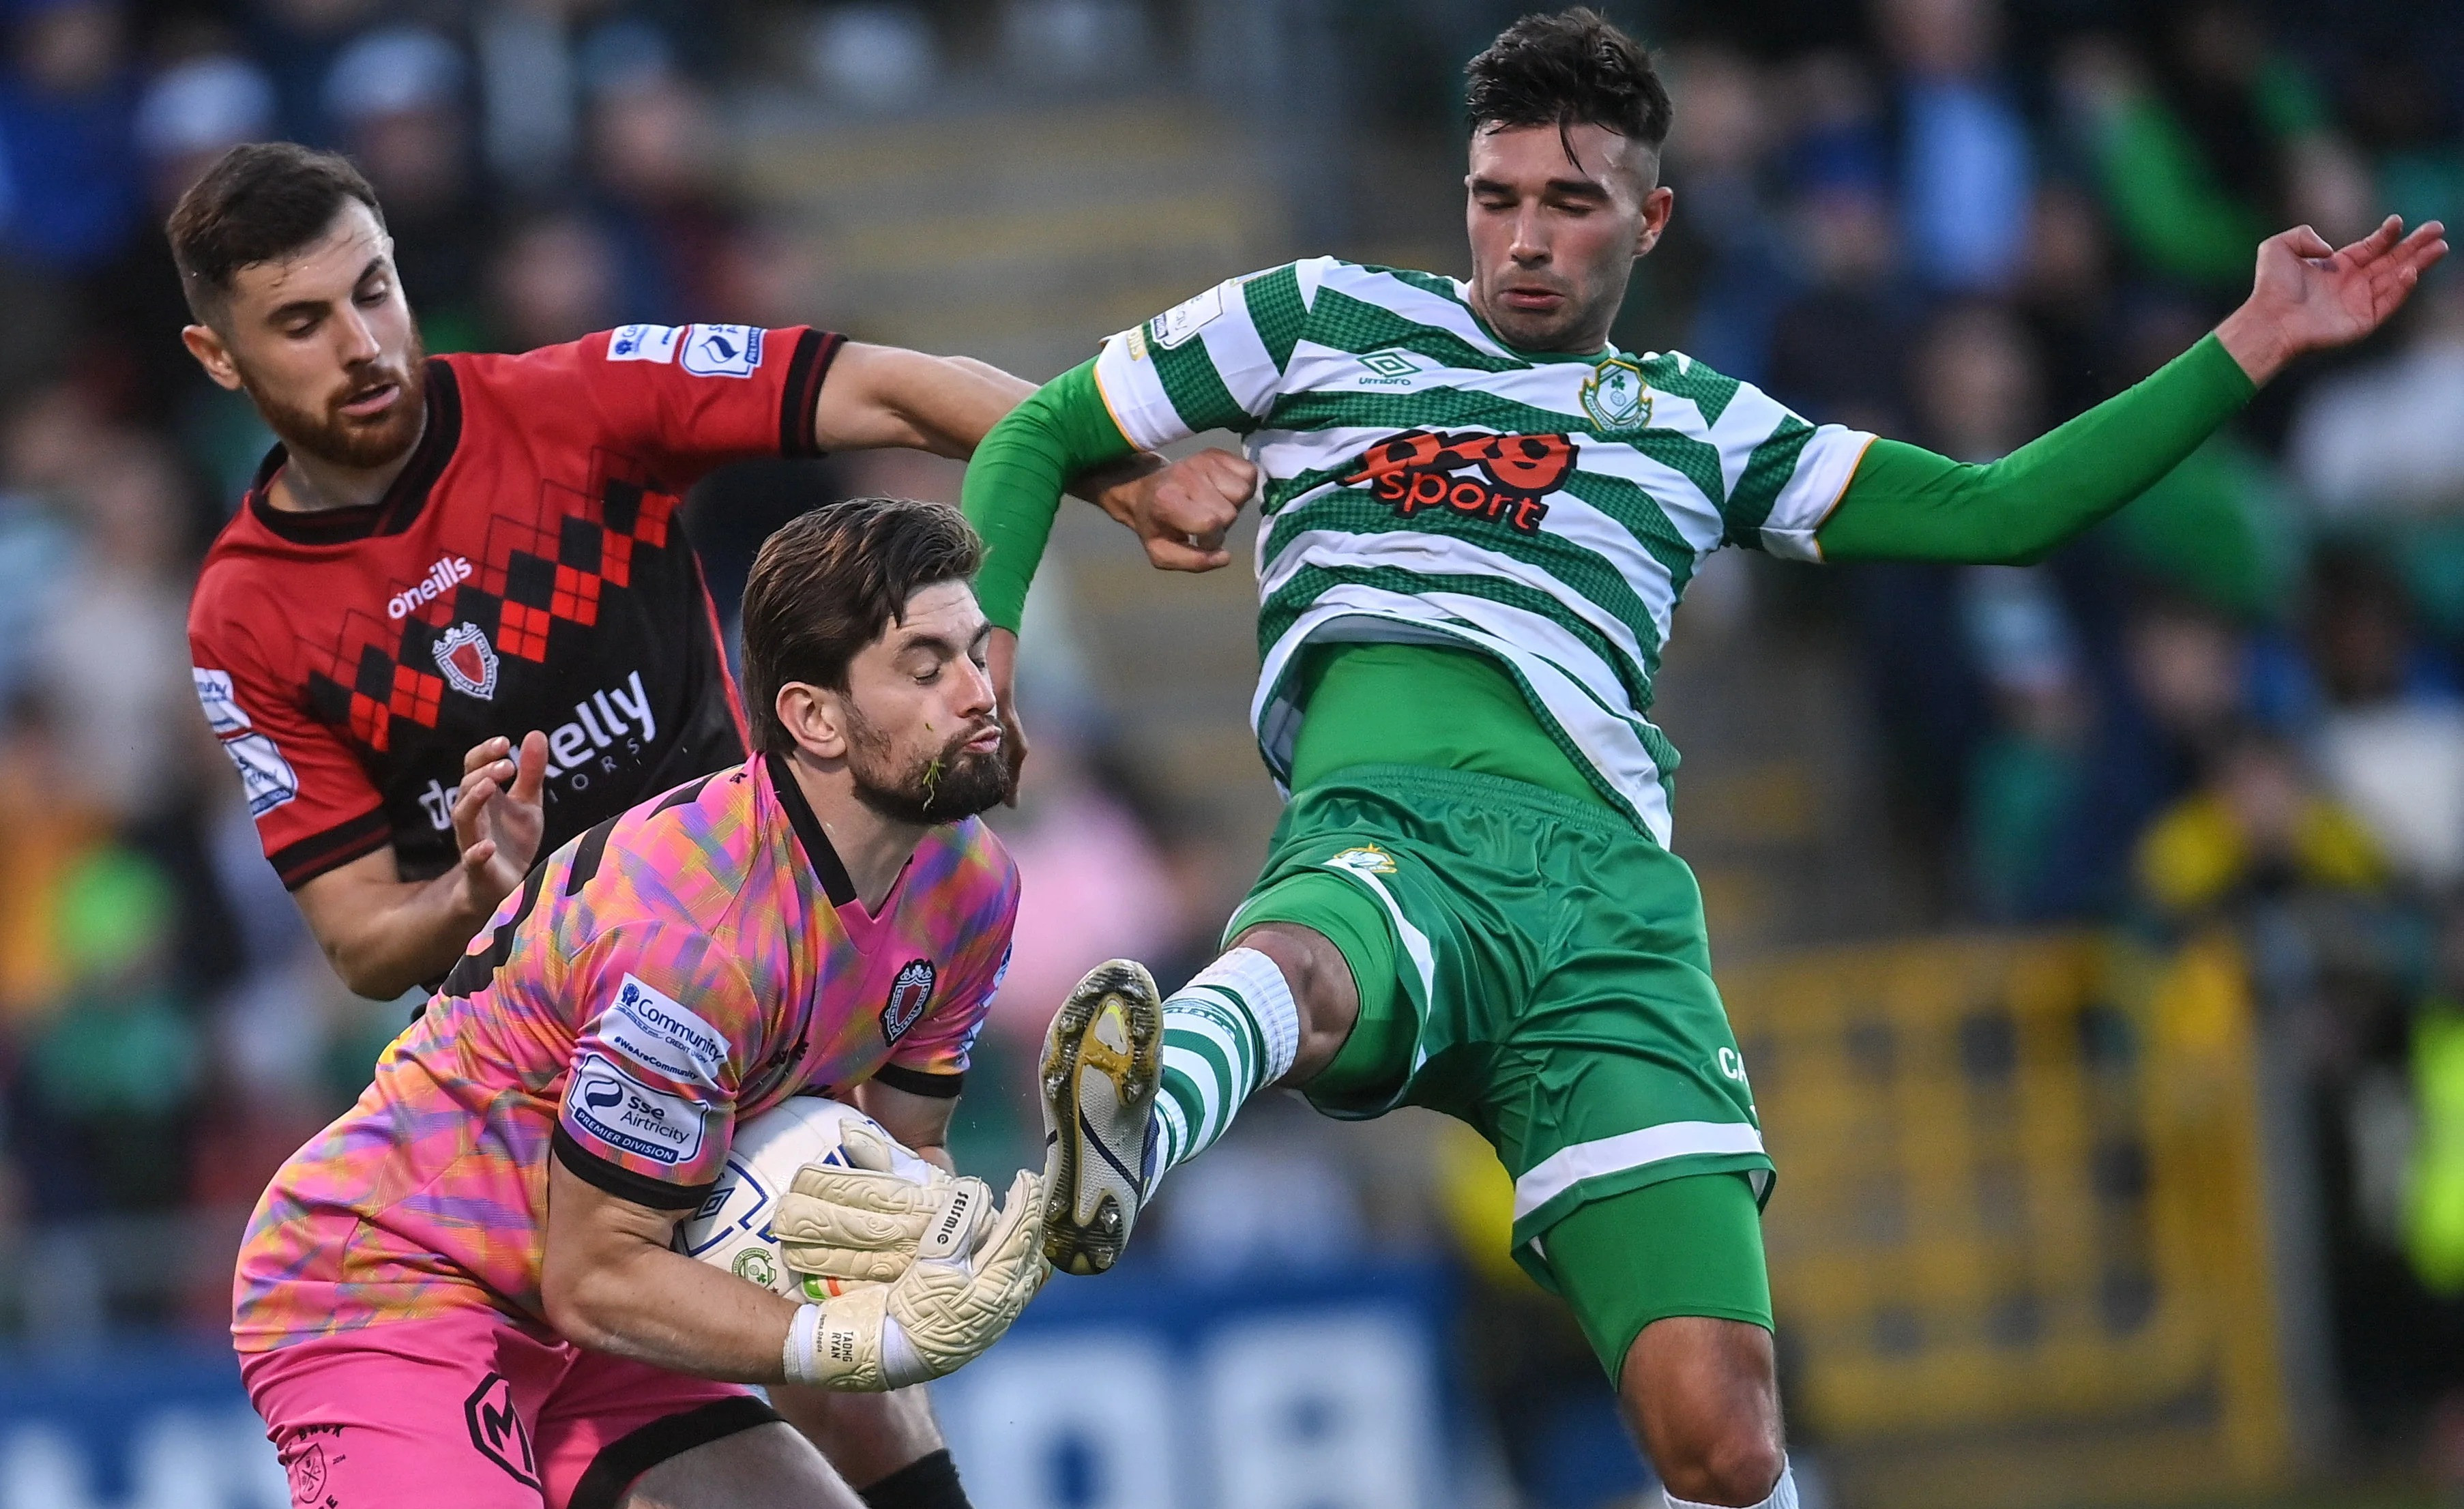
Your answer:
[238,321,429,471]
[840,697,1009,825]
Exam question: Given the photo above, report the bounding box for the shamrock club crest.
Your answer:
[434,621,500,699]
[1580,355,1652,435]
[881,958,937,1044]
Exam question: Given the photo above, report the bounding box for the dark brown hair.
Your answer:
[742,497,984,756]
[166,142,384,325]
[1465,8,1672,149]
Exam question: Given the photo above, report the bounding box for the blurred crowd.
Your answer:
[2,0,2464,1484]
[1618,0,2464,1454]
[0,0,828,1293]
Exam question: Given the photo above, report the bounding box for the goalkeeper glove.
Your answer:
[772,1122,954,1285]
[780,1167,1048,1391]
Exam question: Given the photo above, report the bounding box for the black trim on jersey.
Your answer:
[857,1448,967,1509]
[439,860,551,996]
[568,1396,783,1509]
[551,1126,716,1211]
[764,750,856,907]
[272,808,394,890]
[245,360,465,544]
[653,773,717,815]
[870,1064,964,1100]
[780,330,845,458]
[564,815,619,895]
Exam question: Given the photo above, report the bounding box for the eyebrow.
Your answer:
[263,254,387,326]
[1469,175,1611,199]
[894,627,983,661]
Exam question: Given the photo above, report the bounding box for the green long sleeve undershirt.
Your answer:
[964,361,1134,633]
[1815,332,2257,562]
[960,332,2258,809]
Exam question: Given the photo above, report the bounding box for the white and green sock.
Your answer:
[1149,948,1300,1184]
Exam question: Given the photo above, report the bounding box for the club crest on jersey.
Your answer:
[881,959,937,1045]
[1581,355,1652,434]
[434,621,500,699]
[1328,845,1398,875]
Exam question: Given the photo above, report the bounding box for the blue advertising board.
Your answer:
[0,1263,1462,1509]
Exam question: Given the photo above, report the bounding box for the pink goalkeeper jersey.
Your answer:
[231,752,1019,1351]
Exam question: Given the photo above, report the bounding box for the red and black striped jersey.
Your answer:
[188,323,841,890]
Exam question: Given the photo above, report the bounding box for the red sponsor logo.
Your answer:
[1341,429,1576,534]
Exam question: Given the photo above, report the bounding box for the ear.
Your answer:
[774,682,851,762]
[1634,184,1675,259]
[181,323,245,392]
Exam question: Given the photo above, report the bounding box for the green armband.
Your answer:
[960,360,1138,632]
[1818,332,2257,566]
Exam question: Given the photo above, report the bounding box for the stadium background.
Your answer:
[0,0,2461,1504]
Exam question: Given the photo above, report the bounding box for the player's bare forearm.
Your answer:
[542,1156,806,1383]
[814,344,1030,458]
[295,849,500,999]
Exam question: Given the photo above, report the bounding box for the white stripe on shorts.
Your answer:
[1512,1121,1768,1223]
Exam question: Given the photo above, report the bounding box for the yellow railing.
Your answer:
[1720,930,2293,1506]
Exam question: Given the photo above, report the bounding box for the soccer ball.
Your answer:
[674,1095,937,1300]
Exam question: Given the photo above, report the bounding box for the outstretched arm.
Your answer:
[962,360,1254,787]
[1818,217,2447,564]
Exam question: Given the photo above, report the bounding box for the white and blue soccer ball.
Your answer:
[674,1095,937,1300]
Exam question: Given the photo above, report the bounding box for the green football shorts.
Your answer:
[1227,763,1776,1370]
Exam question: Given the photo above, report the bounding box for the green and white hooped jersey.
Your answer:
[1091,258,1875,845]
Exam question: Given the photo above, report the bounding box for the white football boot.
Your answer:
[1038,959,1163,1276]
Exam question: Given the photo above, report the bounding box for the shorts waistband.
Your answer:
[1297,762,1649,839]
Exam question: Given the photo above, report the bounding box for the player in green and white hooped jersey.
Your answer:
[956,12,2446,1508]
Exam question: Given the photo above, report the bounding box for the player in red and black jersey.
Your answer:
[177,145,1192,1010]
[173,144,1202,1509]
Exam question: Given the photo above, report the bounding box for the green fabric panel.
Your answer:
[958,360,1136,632]
[1722,414,1815,548]
[1150,321,1254,435]
[1370,264,1473,307]
[1542,1172,1775,1381]
[1259,491,1667,669]
[1258,563,1660,723]
[1304,287,1526,372]
[1243,264,1310,372]
[1289,643,1609,808]
[1639,353,1740,427]
[1816,333,2256,565]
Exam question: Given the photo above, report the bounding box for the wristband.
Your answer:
[783,1302,825,1386]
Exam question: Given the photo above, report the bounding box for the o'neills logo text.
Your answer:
[390,554,473,619]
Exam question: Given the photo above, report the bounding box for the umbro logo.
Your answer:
[1356,350,1423,386]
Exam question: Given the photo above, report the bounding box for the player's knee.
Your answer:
[1618,1316,1783,1506]
[1224,924,1357,1068]
[1649,1422,1783,1506]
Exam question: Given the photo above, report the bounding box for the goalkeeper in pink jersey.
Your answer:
[233,499,1046,1509]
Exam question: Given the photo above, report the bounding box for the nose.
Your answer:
[1509,201,1550,265]
[954,655,997,722]
[334,303,382,366]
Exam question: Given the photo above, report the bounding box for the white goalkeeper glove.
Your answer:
[772,1123,954,1285]
[780,1166,1048,1391]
